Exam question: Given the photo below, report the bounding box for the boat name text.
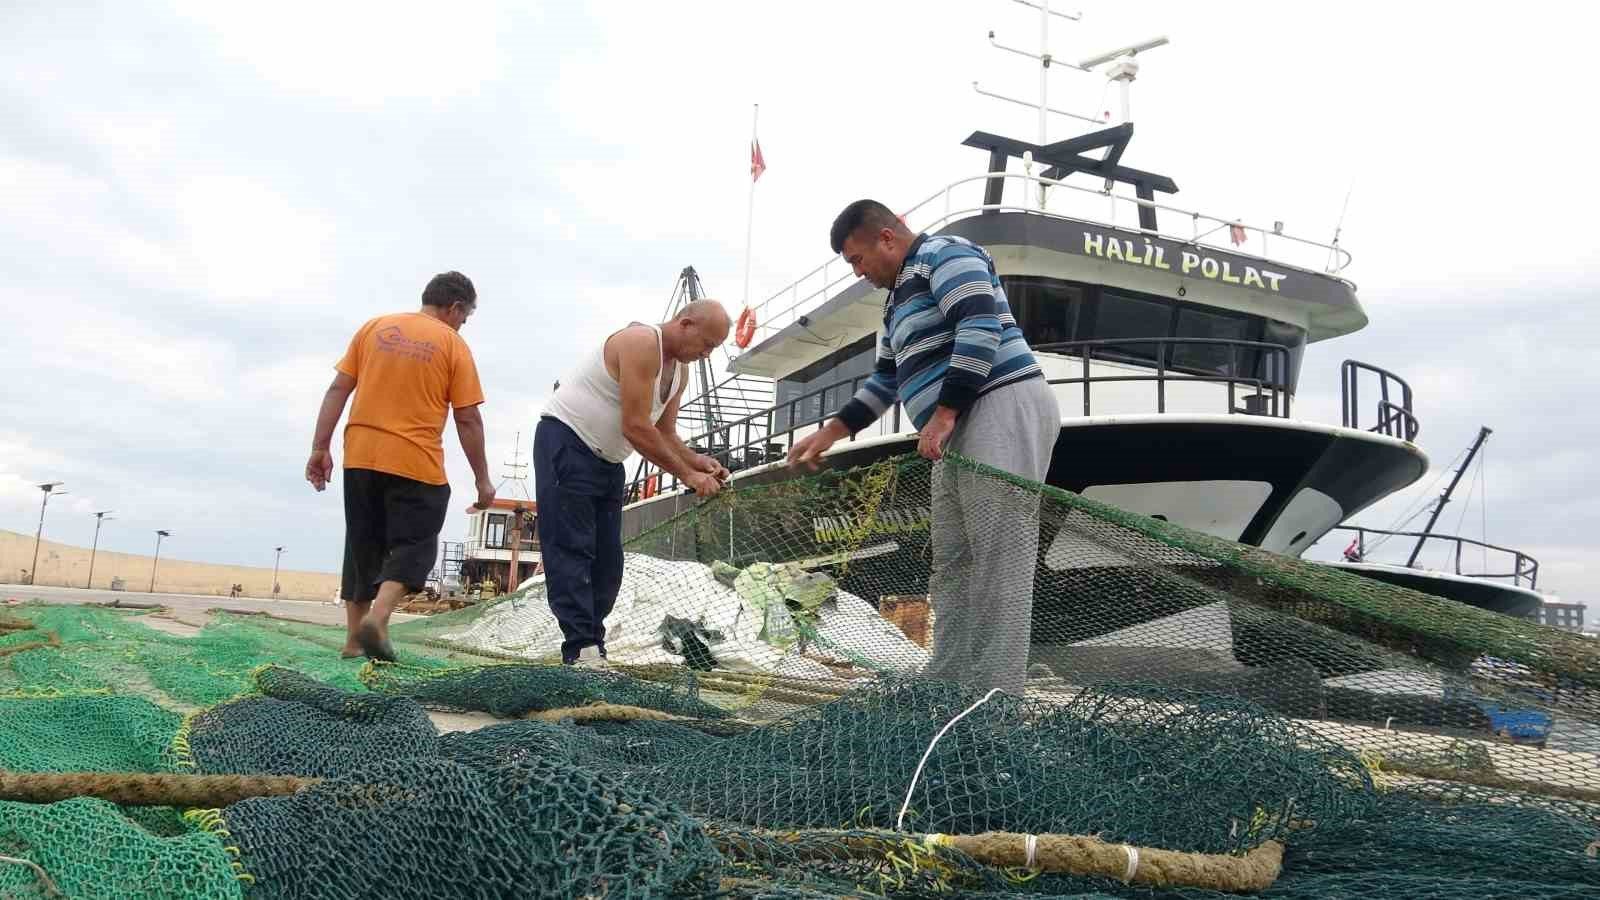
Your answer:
[1081,233,1287,292]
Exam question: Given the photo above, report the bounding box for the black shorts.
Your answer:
[341,468,451,603]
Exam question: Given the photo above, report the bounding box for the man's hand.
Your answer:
[788,420,849,471]
[917,407,959,461]
[692,453,731,481]
[305,450,334,491]
[473,478,497,512]
[683,471,723,498]
[308,373,356,492]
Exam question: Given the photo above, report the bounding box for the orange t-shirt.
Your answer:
[335,312,485,485]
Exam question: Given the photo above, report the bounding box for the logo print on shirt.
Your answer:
[375,326,439,363]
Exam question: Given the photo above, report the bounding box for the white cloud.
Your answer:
[171,0,518,104]
[11,295,230,406]
[0,155,117,252]
[0,438,100,534]
[170,175,337,304]
[0,471,47,522]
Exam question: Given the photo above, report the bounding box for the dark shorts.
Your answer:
[341,468,451,603]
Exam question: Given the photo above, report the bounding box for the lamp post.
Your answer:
[149,530,171,593]
[87,510,115,589]
[28,482,66,586]
[272,546,284,598]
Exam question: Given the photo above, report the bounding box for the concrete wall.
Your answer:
[0,529,340,601]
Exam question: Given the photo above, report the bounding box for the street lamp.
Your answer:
[87,510,115,589]
[272,546,285,598]
[150,530,171,593]
[28,482,66,586]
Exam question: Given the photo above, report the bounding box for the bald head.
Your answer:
[662,299,731,363]
[681,299,731,331]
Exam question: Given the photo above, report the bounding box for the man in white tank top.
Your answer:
[535,300,732,665]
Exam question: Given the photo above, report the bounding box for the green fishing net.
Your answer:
[0,453,1594,898]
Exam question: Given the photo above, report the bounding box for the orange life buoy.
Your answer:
[643,474,659,499]
[734,307,757,349]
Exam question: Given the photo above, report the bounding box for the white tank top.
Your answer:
[544,323,685,463]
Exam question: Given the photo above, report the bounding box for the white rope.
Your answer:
[0,854,63,898]
[1024,833,1039,869]
[1121,844,1140,882]
[896,688,1002,831]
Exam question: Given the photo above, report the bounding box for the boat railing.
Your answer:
[1332,526,1539,590]
[460,532,538,556]
[676,372,778,433]
[1341,360,1420,442]
[1034,337,1293,418]
[740,170,1355,346]
[627,336,1314,502]
[626,371,895,502]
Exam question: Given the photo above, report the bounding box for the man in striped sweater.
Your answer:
[788,200,1061,695]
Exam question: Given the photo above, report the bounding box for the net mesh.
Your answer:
[0,452,1594,898]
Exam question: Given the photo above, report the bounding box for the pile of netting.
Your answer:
[1,453,1596,898]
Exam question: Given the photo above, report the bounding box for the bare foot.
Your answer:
[356,618,397,662]
[339,642,364,659]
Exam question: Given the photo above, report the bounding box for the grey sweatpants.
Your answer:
[921,377,1059,695]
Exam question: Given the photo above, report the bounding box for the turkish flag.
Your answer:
[750,138,766,182]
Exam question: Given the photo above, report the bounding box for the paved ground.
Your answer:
[0,582,416,627]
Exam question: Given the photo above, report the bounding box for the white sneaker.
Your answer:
[573,646,610,670]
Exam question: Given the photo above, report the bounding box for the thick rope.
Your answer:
[525,703,690,724]
[0,615,35,632]
[0,771,319,807]
[523,703,755,736]
[0,632,59,658]
[715,827,1284,893]
[0,771,1283,891]
[628,663,853,694]
[1374,757,1600,805]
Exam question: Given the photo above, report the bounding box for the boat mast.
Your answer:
[662,265,720,437]
[1407,426,1492,568]
[978,3,1166,217]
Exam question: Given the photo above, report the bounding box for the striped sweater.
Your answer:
[837,233,1042,433]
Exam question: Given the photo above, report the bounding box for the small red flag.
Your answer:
[1228,223,1247,246]
[750,138,766,182]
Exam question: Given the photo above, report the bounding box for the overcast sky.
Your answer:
[3,1,1596,611]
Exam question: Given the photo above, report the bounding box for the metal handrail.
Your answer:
[627,336,1296,501]
[739,170,1356,346]
[1333,525,1539,589]
[1035,337,1293,418]
[460,534,538,555]
[626,370,896,502]
[1341,360,1419,442]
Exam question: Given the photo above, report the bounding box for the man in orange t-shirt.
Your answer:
[305,271,496,661]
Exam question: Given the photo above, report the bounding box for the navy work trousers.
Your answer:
[533,416,626,664]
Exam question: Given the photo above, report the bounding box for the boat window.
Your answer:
[774,333,877,431]
[1001,275,1084,348]
[485,514,506,549]
[1093,289,1174,364]
[1172,306,1257,376]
